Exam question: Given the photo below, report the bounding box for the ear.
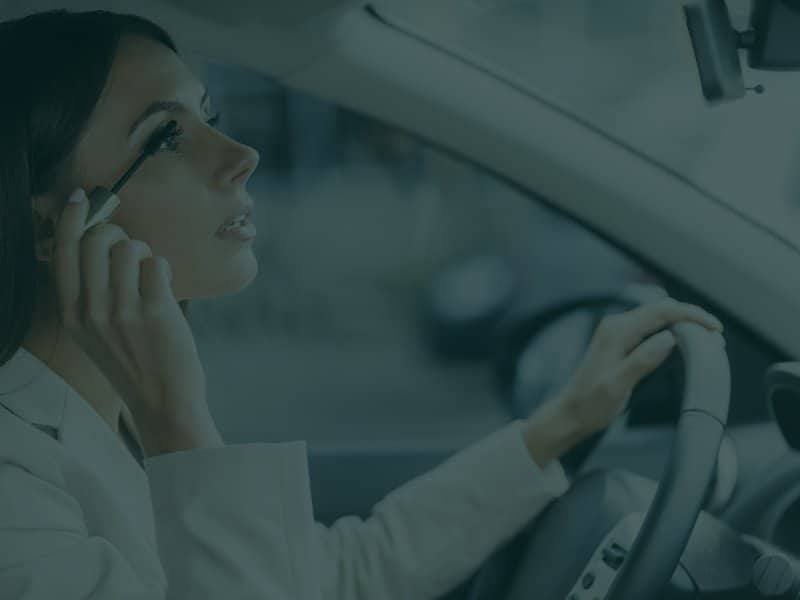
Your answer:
[31,193,61,264]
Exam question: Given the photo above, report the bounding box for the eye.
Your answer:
[154,123,185,153]
[206,110,222,129]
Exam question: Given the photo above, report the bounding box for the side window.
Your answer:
[193,60,661,444]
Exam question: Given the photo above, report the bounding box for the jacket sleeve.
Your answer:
[0,442,322,600]
[313,420,570,600]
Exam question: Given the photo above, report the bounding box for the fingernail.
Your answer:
[68,188,86,204]
[656,330,676,349]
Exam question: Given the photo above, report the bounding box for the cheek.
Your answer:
[112,184,213,257]
[123,218,212,285]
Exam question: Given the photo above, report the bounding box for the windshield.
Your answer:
[377,1,800,247]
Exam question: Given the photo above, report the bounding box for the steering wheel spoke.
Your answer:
[565,513,640,599]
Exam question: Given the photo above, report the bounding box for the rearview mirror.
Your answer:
[683,0,800,104]
[766,362,800,450]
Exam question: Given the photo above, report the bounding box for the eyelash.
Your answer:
[154,111,222,154]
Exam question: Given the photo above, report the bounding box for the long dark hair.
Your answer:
[0,10,189,367]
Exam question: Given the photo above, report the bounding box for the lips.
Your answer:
[216,204,254,235]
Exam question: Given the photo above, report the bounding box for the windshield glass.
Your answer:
[380,1,800,247]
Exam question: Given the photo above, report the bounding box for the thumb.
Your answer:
[618,329,676,390]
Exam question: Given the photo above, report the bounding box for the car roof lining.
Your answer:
[163,0,348,28]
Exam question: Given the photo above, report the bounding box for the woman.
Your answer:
[0,9,724,599]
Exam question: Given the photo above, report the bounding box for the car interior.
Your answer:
[7,0,800,598]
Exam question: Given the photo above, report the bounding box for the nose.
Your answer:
[218,140,260,188]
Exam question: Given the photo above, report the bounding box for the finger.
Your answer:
[51,189,90,317]
[139,256,174,309]
[80,224,130,321]
[616,299,722,353]
[109,240,152,310]
[617,330,676,391]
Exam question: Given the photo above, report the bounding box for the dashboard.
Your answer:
[586,420,800,559]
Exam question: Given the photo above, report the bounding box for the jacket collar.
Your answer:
[0,345,67,430]
[0,345,141,446]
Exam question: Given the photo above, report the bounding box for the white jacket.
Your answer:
[0,346,569,599]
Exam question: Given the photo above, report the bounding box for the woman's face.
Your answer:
[37,34,261,302]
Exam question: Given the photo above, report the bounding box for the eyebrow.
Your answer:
[128,88,209,139]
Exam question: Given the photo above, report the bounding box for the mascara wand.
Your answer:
[84,120,179,231]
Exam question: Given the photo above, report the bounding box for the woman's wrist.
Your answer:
[136,406,225,457]
[521,396,592,468]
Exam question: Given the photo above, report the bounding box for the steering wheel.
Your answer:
[469,316,730,599]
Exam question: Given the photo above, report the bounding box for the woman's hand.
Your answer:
[51,188,223,457]
[522,298,723,467]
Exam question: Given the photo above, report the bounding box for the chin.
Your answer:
[222,252,259,296]
[190,251,259,299]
